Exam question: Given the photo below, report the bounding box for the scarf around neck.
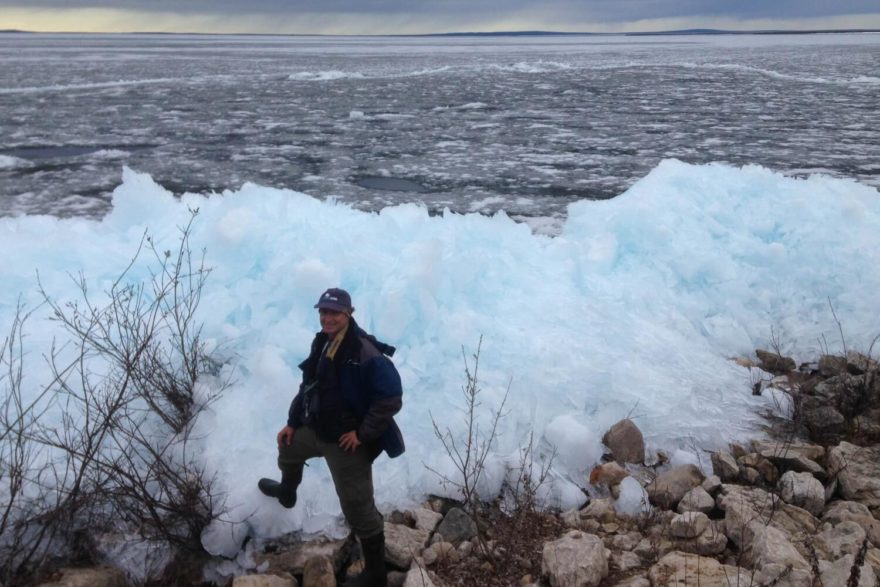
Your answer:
[324,322,350,361]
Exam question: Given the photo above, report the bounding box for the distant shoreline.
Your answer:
[428,29,880,37]
[2,28,880,37]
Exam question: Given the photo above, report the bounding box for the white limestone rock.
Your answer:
[542,530,609,587]
[779,470,825,516]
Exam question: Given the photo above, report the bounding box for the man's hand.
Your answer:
[338,430,361,453]
[277,425,295,447]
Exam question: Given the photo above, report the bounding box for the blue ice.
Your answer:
[1,159,878,558]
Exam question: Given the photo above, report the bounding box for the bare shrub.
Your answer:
[501,430,557,518]
[428,337,507,505]
[426,338,564,587]
[0,303,71,583]
[0,209,228,584]
[426,336,508,559]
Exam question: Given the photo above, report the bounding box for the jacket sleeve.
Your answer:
[356,356,403,443]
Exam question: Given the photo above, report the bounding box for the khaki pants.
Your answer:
[277,425,383,539]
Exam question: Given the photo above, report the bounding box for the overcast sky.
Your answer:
[3,0,880,34]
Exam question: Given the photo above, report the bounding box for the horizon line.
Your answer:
[3,27,880,37]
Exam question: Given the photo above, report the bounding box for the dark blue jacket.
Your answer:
[288,318,405,458]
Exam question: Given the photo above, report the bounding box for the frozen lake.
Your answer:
[1,32,879,232]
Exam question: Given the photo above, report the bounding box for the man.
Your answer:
[258,288,404,587]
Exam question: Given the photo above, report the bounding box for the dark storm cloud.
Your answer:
[5,0,880,22]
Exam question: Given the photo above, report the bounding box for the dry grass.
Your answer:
[433,508,564,587]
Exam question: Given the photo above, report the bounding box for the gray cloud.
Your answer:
[7,0,880,18]
[3,0,879,32]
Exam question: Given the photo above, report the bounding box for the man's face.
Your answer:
[319,308,350,338]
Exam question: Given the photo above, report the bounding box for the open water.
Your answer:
[1,32,878,232]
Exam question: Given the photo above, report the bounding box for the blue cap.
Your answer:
[314,288,353,313]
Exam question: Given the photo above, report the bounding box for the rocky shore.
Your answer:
[35,349,880,587]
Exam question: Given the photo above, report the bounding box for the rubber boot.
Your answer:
[257,472,297,508]
[346,532,387,587]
